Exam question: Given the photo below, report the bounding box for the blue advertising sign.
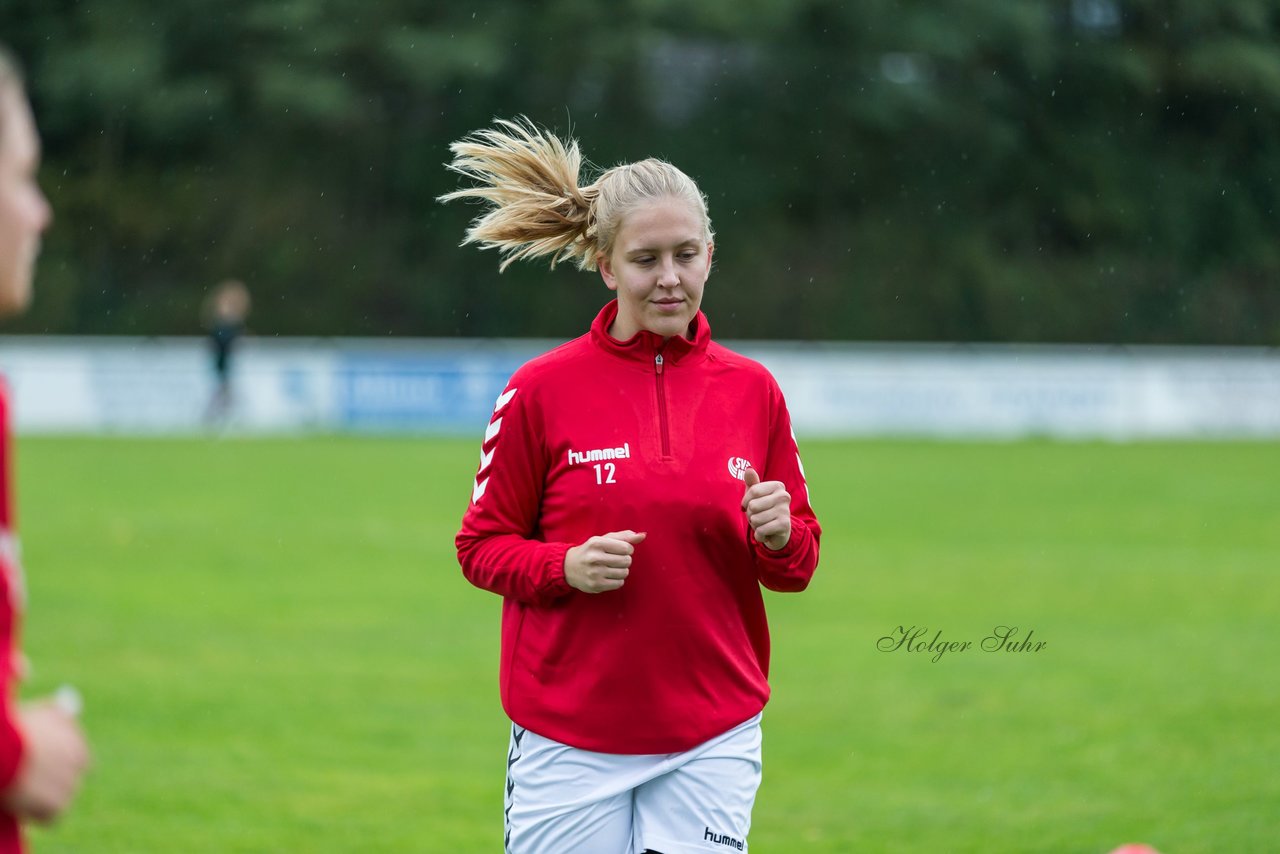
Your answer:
[335,352,529,432]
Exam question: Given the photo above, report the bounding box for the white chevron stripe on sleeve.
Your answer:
[484,417,504,444]
[494,387,518,413]
[790,429,809,480]
[472,390,515,504]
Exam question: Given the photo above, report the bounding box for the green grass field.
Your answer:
[14,437,1280,852]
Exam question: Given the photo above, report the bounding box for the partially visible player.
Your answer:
[0,45,91,853]
[443,118,821,853]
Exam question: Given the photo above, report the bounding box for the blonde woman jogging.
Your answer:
[445,119,820,854]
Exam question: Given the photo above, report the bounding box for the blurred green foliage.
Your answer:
[3,0,1278,343]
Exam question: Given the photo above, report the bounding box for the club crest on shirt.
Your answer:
[727,456,753,480]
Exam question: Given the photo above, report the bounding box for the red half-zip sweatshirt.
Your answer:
[0,379,27,853]
[456,301,821,754]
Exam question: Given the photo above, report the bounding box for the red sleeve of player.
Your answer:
[0,383,22,793]
[455,381,574,606]
[751,380,821,592]
[0,582,23,793]
[0,686,22,795]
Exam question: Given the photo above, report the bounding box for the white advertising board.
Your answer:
[1,336,1276,439]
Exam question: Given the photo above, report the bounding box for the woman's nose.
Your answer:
[656,258,679,286]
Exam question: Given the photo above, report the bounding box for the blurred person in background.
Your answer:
[445,119,821,854]
[201,278,251,425]
[0,45,91,852]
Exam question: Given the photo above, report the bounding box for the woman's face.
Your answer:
[598,196,713,341]
[0,87,50,318]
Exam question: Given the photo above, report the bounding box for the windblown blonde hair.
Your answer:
[439,117,713,272]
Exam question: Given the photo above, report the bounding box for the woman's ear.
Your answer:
[598,253,618,292]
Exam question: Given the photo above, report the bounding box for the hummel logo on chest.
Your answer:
[567,443,631,466]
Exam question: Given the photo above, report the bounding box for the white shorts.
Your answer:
[503,713,763,854]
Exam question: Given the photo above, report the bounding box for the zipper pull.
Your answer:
[654,353,664,375]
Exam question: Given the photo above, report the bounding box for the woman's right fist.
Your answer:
[563,530,647,593]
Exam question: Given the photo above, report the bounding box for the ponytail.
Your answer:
[439,117,600,271]
[441,117,713,273]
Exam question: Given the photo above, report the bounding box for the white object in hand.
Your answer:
[52,685,82,718]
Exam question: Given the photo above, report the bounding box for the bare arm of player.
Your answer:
[2,700,90,824]
[741,468,792,551]
[563,530,647,593]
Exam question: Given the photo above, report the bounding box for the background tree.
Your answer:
[2,0,1277,343]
